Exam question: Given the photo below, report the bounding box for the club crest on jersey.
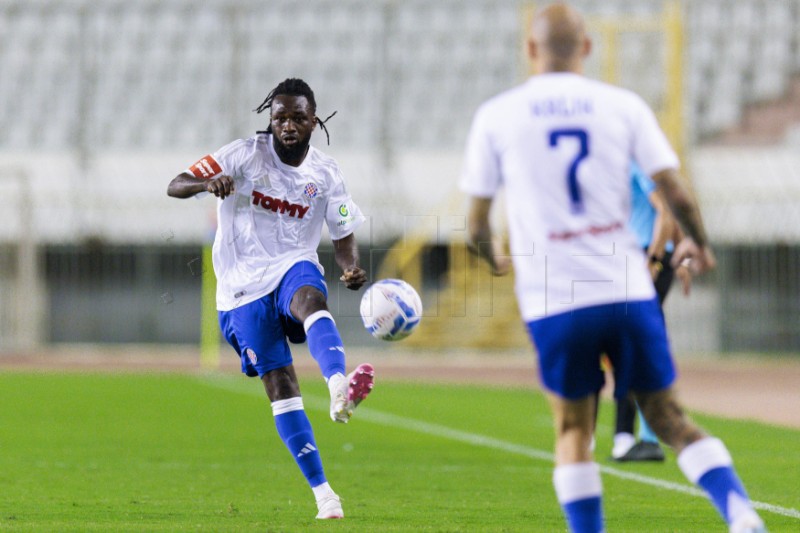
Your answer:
[303,183,319,199]
[246,348,258,365]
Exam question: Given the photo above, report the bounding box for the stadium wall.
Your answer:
[1,146,798,352]
[2,0,799,352]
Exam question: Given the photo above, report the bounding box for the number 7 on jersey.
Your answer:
[549,128,589,214]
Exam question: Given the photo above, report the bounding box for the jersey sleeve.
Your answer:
[459,103,502,198]
[630,96,680,177]
[185,139,246,179]
[325,171,366,240]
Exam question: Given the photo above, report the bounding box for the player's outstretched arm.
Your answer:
[466,197,511,276]
[333,233,367,290]
[651,168,715,275]
[167,172,235,199]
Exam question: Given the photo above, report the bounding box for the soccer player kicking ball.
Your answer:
[167,78,374,520]
[461,3,766,532]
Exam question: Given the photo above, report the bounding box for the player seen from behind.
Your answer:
[461,3,766,532]
[167,78,374,520]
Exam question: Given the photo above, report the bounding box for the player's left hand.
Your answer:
[340,267,367,290]
[672,237,716,276]
[206,175,235,199]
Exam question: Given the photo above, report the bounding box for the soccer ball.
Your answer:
[360,279,423,341]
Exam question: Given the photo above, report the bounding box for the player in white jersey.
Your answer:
[167,78,374,520]
[460,5,765,532]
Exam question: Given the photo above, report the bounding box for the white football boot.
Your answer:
[328,363,375,423]
[315,492,344,519]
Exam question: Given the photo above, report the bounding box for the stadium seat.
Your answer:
[0,0,798,153]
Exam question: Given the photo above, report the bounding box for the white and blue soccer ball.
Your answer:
[360,278,423,341]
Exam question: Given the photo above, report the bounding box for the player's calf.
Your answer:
[635,388,705,452]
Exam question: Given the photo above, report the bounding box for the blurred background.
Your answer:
[0,0,798,360]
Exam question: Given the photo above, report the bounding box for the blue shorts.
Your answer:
[218,261,328,378]
[526,298,676,400]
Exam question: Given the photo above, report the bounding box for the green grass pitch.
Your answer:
[0,372,798,532]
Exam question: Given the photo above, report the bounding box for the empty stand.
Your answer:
[0,0,798,150]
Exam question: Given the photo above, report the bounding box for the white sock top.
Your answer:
[312,481,335,500]
[304,310,334,333]
[677,437,732,484]
[271,396,304,416]
[553,462,602,504]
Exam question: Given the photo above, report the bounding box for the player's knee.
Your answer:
[290,287,328,319]
[553,410,595,463]
[262,367,301,402]
[552,396,595,436]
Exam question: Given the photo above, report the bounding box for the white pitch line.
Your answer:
[197,375,800,520]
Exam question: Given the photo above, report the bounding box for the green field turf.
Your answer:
[0,372,798,532]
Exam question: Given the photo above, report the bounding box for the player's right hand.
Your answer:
[491,255,512,277]
[468,237,511,276]
[206,175,235,199]
[489,237,512,276]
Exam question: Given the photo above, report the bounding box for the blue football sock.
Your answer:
[553,463,604,533]
[697,466,750,523]
[678,437,754,525]
[563,497,604,533]
[636,409,659,443]
[305,311,346,380]
[273,398,326,487]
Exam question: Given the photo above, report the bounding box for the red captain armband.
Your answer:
[188,155,223,179]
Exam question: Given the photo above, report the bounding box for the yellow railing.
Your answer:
[200,244,220,370]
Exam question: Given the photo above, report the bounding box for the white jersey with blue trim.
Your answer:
[186,132,365,311]
[460,73,679,320]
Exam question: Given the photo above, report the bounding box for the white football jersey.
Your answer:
[460,73,679,320]
[186,133,365,311]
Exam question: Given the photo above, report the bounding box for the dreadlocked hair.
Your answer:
[253,78,337,145]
